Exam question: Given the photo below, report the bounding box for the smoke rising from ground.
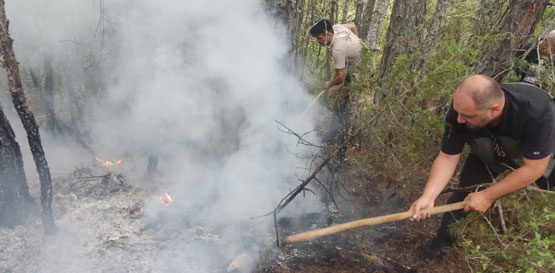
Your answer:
[2,0,322,271]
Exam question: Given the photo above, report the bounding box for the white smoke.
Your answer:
[3,0,323,272]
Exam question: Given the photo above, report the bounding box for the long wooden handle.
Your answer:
[283,201,467,245]
[300,88,329,117]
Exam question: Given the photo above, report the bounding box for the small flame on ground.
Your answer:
[96,157,122,167]
[157,192,174,206]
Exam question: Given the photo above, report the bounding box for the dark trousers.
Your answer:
[436,153,554,244]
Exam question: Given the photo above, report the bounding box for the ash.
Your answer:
[0,169,275,273]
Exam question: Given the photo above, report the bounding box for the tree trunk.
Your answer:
[379,0,427,79]
[422,0,450,55]
[0,104,36,228]
[265,0,306,53]
[365,0,390,50]
[325,0,339,79]
[354,0,365,30]
[331,0,339,24]
[358,0,376,41]
[414,0,450,71]
[43,56,61,135]
[475,0,548,80]
[472,0,507,37]
[341,0,351,23]
[0,0,56,234]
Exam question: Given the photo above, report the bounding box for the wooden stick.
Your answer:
[299,88,329,117]
[282,201,467,245]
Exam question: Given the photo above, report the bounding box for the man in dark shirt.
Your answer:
[409,74,555,261]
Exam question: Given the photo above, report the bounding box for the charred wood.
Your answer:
[0,104,37,228]
[0,0,56,234]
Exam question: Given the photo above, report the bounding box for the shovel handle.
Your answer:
[283,201,467,245]
[299,88,330,117]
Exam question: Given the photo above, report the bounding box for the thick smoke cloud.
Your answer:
[3,0,322,271]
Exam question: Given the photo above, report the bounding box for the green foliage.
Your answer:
[454,192,555,273]
[350,37,479,192]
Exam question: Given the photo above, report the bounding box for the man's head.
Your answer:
[310,19,333,46]
[453,74,505,129]
[539,30,555,57]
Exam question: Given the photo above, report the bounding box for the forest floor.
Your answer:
[0,158,470,273]
[256,164,470,273]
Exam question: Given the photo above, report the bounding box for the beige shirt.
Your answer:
[330,24,361,69]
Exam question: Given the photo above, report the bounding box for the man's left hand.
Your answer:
[322,81,332,89]
[463,191,495,213]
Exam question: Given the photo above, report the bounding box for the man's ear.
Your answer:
[489,104,502,117]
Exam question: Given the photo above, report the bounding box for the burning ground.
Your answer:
[0,156,469,273]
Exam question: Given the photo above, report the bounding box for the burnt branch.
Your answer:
[270,106,386,217]
[314,177,338,210]
[274,119,329,148]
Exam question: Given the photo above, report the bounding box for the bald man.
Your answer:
[409,75,555,261]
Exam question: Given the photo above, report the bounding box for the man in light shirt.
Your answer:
[310,19,362,89]
[309,19,363,222]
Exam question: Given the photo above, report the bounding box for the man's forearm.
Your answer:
[330,71,345,86]
[481,157,549,201]
[421,151,461,200]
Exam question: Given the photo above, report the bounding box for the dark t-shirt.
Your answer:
[441,83,555,161]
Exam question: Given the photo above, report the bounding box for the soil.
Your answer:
[0,163,470,273]
[255,167,470,273]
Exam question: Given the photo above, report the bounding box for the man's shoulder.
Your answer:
[501,82,553,106]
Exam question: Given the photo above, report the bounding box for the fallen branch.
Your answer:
[272,106,386,216]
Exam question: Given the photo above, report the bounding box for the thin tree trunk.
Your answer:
[330,0,338,24]
[475,0,548,80]
[415,0,450,71]
[422,0,450,55]
[365,0,390,50]
[472,0,507,37]
[265,0,306,53]
[325,0,338,79]
[341,0,351,23]
[358,0,376,41]
[0,0,56,234]
[354,0,365,29]
[43,55,60,135]
[379,0,427,79]
[0,104,36,228]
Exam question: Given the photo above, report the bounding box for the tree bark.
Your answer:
[472,0,507,37]
[414,0,450,71]
[354,0,365,30]
[364,0,390,50]
[475,0,548,80]
[422,0,450,55]
[325,0,339,79]
[358,0,376,41]
[341,0,351,23]
[43,56,61,135]
[379,0,427,79]
[0,104,36,228]
[0,0,56,234]
[265,0,306,53]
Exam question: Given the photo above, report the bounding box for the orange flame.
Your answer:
[157,192,174,206]
[96,157,122,167]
